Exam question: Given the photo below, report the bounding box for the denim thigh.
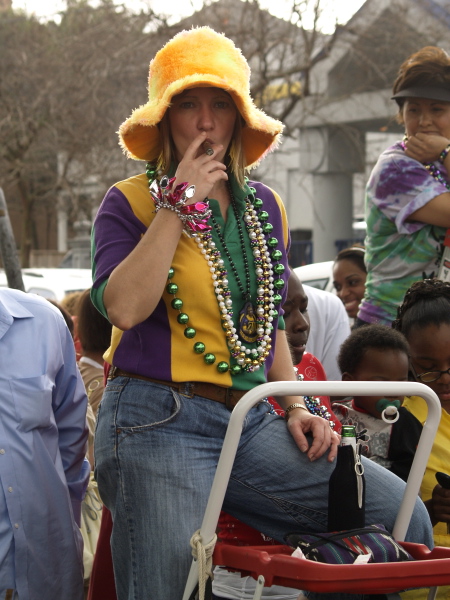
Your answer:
[94,378,433,600]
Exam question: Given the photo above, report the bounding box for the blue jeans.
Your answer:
[94,377,433,600]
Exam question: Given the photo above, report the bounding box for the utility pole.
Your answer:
[0,188,24,291]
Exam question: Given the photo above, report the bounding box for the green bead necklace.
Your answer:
[147,164,285,376]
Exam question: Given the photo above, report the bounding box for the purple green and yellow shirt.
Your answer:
[91,173,290,391]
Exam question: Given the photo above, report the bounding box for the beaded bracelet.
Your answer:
[149,175,212,237]
[439,144,450,163]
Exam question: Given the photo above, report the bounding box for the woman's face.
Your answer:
[332,258,366,319]
[408,322,450,413]
[402,97,450,139]
[168,87,237,163]
[283,272,310,366]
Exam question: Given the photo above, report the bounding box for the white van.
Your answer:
[0,268,93,302]
[294,261,335,293]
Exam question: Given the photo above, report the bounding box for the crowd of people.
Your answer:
[3,28,450,600]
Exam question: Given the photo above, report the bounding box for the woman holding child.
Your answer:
[91,27,432,600]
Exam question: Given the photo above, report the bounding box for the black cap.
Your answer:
[392,85,450,104]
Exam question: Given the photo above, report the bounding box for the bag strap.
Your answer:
[291,525,384,551]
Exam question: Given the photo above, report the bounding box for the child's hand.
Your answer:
[428,484,450,527]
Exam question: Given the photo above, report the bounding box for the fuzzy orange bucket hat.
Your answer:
[119,26,283,168]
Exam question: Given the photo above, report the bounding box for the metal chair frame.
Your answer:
[183,380,448,600]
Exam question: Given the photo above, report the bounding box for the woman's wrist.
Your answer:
[149,175,212,237]
[439,142,450,164]
[284,402,309,421]
[152,204,185,231]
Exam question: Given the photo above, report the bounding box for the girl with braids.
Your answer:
[90,27,432,600]
[357,46,450,327]
[393,278,450,600]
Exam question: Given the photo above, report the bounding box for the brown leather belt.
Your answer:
[108,366,246,410]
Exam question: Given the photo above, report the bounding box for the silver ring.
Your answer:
[205,147,214,156]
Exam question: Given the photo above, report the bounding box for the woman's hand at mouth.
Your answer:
[173,132,227,202]
[404,133,450,163]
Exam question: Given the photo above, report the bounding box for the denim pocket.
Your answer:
[113,378,181,433]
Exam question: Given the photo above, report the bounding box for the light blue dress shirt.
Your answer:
[0,289,90,600]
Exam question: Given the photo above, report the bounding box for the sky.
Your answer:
[11,0,366,33]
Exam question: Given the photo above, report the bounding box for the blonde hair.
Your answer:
[228,116,247,188]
